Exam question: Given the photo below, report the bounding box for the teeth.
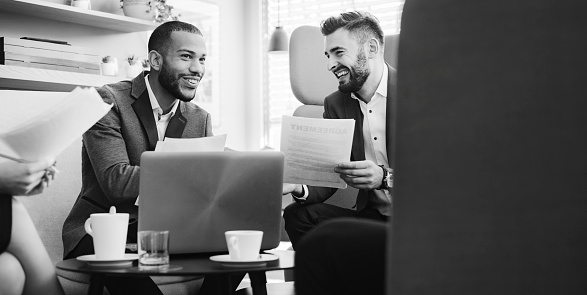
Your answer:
[335,70,349,78]
[186,78,198,84]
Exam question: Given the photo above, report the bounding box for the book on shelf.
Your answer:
[1,37,102,75]
[0,87,112,163]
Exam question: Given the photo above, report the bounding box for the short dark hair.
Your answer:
[148,21,203,53]
[320,11,384,46]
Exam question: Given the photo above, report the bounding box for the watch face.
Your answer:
[386,169,393,188]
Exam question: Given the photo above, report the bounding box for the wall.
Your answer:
[214,0,264,151]
[0,0,264,151]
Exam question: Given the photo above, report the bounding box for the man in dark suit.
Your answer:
[61,21,238,295]
[282,11,396,249]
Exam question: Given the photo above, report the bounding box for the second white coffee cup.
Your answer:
[225,230,263,261]
[84,206,129,260]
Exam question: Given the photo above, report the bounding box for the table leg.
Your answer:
[248,271,268,295]
[205,274,232,295]
[87,274,105,295]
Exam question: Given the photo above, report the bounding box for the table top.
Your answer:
[56,250,295,277]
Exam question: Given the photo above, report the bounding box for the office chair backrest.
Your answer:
[388,0,587,294]
[289,26,399,208]
[290,25,399,106]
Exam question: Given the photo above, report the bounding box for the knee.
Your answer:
[282,202,303,225]
[0,252,25,295]
[299,219,355,249]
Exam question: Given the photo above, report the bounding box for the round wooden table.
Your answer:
[57,250,295,295]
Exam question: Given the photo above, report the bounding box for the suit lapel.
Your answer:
[344,95,366,161]
[131,90,159,150]
[164,102,187,138]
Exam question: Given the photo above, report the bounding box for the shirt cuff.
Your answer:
[291,184,309,202]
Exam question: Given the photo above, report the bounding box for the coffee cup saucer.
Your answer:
[209,253,278,267]
[77,254,139,267]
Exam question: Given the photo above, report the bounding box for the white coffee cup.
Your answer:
[84,206,128,260]
[225,230,263,261]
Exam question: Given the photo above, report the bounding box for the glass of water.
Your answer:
[138,230,169,268]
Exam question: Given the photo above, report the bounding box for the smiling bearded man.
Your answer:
[61,21,245,295]
[282,11,397,251]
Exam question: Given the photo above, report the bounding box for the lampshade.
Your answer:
[269,26,289,52]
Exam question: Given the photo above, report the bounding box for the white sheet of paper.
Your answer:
[280,115,355,189]
[0,87,112,162]
[154,134,227,152]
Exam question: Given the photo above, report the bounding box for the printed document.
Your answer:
[155,134,227,152]
[280,115,354,189]
[0,87,111,163]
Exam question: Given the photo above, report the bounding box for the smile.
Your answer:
[183,77,200,86]
[334,69,349,79]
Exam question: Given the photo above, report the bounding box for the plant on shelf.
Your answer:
[101,56,118,77]
[119,0,180,23]
[126,54,139,66]
[155,0,181,23]
[102,56,116,64]
[125,54,144,78]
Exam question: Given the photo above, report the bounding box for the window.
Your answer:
[263,0,405,149]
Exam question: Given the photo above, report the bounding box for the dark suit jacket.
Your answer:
[301,63,397,212]
[62,72,213,257]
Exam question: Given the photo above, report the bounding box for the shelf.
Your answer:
[0,65,122,92]
[0,0,158,32]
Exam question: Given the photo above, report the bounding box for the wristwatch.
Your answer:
[377,165,393,190]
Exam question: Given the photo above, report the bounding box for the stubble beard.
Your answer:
[338,49,370,94]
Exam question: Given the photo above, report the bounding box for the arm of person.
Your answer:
[283,183,339,204]
[83,87,140,204]
[0,160,54,196]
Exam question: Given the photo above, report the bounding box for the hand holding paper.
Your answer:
[280,115,355,189]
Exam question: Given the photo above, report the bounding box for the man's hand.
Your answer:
[283,183,303,196]
[0,159,56,196]
[334,160,383,190]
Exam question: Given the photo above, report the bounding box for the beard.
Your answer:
[158,63,198,102]
[338,48,370,94]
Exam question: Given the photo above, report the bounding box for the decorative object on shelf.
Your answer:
[125,54,143,78]
[101,56,118,76]
[269,0,288,52]
[154,0,180,23]
[119,0,179,22]
[71,0,92,10]
[141,58,150,71]
[120,0,155,21]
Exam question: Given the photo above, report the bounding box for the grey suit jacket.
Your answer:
[62,72,213,257]
[302,63,397,211]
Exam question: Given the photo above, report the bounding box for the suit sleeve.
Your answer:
[83,87,140,204]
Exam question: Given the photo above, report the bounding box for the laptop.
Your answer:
[138,151,284,254]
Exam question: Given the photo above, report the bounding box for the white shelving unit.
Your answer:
[0,0,157,91]
[0,0,158,32]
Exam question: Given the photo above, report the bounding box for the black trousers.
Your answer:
[294,218,387,295]
[283,202,387,249]
[66,234,244,295]
[0,195,12,254]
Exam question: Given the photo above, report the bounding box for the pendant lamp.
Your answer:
[268,0,288,52]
